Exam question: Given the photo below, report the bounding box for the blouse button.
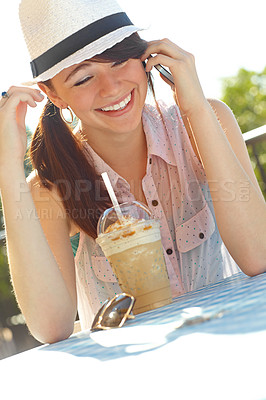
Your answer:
[199,232,205,239]
[166,248,173,255]
[152,200,158,206]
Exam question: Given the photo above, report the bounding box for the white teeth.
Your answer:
[101,92,131,112]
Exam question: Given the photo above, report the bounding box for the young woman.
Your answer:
[0,0,265,343]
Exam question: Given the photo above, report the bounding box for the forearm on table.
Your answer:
[187,102,266,274]
[0,169,76,342]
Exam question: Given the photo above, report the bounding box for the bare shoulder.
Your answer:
[207,98,245,144]
[26,170,67,221]
[26,170,78,236]
[27,170,63,203]
[207,98,237,126]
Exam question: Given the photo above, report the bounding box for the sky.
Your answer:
[0,0,265,129]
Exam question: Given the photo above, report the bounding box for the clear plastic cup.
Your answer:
[96,201,172,314]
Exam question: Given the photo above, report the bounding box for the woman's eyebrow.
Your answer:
[64,62,92,83]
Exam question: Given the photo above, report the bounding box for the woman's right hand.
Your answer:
[0,86,44,174]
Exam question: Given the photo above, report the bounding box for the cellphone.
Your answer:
[154,64,174,85]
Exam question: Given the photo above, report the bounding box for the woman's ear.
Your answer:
[37,82,68,109]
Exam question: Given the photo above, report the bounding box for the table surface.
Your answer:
[1,271,266,400]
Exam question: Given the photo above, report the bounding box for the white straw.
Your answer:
[101,172,123,221]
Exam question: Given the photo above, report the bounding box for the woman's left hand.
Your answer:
[141,39,208,118]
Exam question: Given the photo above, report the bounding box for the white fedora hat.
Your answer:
[19,0,142,84]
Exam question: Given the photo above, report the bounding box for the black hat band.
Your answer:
[30,12,133,78]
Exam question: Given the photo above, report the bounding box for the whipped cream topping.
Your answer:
[96,218,161,257]
[104,215,142,233]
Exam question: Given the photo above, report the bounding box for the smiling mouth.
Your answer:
[99,92,132,112]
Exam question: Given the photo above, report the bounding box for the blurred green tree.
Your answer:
[221,67,266,197]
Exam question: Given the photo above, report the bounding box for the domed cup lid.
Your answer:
[97,201,151,235]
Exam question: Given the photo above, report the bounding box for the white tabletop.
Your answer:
[1,271,266,400]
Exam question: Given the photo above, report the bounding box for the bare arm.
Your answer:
[0,87,77,343]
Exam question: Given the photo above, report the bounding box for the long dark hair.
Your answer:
[30,33,152,239]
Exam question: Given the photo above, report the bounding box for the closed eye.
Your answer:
[73,60,128,86]
[74,76,92,86]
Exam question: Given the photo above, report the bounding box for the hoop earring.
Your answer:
[60,107,74,124]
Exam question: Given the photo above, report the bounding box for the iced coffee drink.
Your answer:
[96,202,172,314]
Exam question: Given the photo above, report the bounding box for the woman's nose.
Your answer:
[98,72,121,98]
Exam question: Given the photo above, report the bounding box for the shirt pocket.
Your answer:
[90,256,118,283]
[175,204,215,253]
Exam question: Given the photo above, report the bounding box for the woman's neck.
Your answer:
[81,121,148,182]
